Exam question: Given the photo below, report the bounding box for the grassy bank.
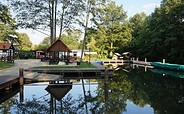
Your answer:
[36,62,96,68]
[0,61,15,70]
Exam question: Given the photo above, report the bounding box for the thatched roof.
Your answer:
[46,39,71,52]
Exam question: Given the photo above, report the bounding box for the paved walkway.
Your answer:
[0,59,48,77]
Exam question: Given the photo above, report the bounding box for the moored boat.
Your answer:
[150,62,184,71]
[150,68,184,78]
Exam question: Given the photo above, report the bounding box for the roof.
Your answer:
[46,39,71,52]
[0,43,11,50]
[45,84,72,101]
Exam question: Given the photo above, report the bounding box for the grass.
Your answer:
[0,61,15,70]
[35,62,97,68]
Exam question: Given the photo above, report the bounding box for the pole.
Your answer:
[19,68,24,86]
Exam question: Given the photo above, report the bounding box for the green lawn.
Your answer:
[0,61,15,70]
[36,62,97,68]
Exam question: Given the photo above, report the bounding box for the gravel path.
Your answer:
[0,59,48,76]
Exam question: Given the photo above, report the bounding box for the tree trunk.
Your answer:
[110,42,113,57]
[59,3,65,39]
[80,0,91,62]
[49,0,53,44]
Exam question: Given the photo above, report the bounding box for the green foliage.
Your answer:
[127,0,184,64]
[87,1,132,58]
[61,29,82,50]
[0,3,17,42]
[34,37,50,50]
[17,33,32,50]
[10,0,84,44]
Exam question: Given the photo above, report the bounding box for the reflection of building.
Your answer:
[0,42,15,62]
[45,83,72,101]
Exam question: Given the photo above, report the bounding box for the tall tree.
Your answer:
[129,0,184,63]
[128,12,147,57]
[91,1,131,57]
[10,0,83,44]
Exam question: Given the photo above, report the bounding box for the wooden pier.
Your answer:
[133,60,151,66]
[0,76,19,90]
[22,62,113,83]
[103,60,131,68]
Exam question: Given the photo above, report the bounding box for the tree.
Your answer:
[61,29,82,50]
[127,0,184,63]
[91,1,132,58]
[10,0,84,44]
[128,12,147,57]
[34,37,50,50]
[17,33,32,50]
[0,3,17,42]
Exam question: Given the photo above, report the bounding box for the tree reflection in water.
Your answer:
[114,67,184,114]
[1,66,184,114]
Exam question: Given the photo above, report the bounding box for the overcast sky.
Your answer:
[16,0,162,45]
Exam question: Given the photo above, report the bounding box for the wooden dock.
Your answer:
[103,60,131,65]
[23,62,113,83]
[0,76,19,90]
[133,60,151,66]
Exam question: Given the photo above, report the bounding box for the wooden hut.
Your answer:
[0,42,15,62]
[46,39,71,65]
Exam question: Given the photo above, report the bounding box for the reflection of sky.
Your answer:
[1,79,153,113]
[123,101,154,114]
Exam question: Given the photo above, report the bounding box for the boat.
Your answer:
[150,62,184,71]
[150,68,184,78]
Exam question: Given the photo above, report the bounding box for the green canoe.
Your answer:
[150,62,184,71]
[150,68,184,78]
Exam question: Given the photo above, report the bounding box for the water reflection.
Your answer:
[1,64,184,113]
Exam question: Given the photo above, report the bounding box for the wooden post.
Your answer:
[19,68,24,86]
[20,85,24,102]
[163,59,165,64]
[136,58,139,61]
[105,67,108,81]
[145,58,147,63]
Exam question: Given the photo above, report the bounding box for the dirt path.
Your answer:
[0,59,48,77]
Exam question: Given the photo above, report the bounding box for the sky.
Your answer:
[15,0,162,45]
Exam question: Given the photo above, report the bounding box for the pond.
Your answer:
[1,64,184,114]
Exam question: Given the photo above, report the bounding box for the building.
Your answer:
[0,42,15,62]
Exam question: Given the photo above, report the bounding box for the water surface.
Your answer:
[1,64,184,114]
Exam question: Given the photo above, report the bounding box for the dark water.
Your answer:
[1,64,184,114]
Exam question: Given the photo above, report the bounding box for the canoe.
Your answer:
[150,68,184,78]
[150,62,184,71]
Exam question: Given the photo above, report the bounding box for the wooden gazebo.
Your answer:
[46,39,71,64]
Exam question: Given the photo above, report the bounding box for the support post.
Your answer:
[19,68,24,86]
[145,58,147,63]
[20,85,24,102]
[163,59,165,64]
[105,67,108,81]
[136,58,139,61]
